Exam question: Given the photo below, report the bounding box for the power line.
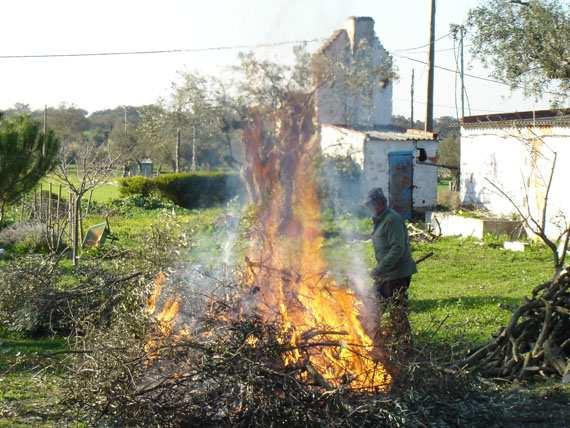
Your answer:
[0,34,458,60]
[397,97,502,113]
[0,38,325,60]
[393,33,450,52]
[394,53,566,98]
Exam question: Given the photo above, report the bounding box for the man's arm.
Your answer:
[373,219,405,276]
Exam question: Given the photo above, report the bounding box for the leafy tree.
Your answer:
[0,115,59,224]
[467,0,570,103]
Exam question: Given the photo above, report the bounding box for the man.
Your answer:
[364,187,417,359]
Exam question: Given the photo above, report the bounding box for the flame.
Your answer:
[145,273,181,356]
[243,95,392,391]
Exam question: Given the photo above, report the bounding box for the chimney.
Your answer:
[344,16,375,50]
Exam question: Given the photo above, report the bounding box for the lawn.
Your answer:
[322,214,553,356]
[39,175,121,203]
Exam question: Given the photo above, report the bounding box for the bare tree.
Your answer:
[54,141,119,265]
[484,131,569,278]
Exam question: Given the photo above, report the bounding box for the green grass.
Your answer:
[39,175,121,203]
[323,215,553,355]
[0,330,66,426]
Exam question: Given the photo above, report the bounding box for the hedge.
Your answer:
[118,172,241,209]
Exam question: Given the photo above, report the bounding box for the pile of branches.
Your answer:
[407,223,439,243]
[0,252,147,336]
[461,269,570,380]
[62,275,508,427]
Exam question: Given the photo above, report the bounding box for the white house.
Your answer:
[316,17,439,217]
[460,108,570,237]
[315,16,393,128]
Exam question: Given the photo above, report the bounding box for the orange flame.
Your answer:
[145,273,181,357]
[243,96,391,391]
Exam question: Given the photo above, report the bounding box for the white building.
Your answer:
[315,16,393,128]
[460,109,570,237]
[317,17,439,217]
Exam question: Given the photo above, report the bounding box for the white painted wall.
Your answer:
[315,17,392,128]
[321,125,439,208]
[320,125,366,166]
[460,125,570,237]
[363,140,438,208]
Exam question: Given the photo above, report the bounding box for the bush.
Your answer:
[154,172,240,208]
[0,222,49,253]
[118,176,154,198]
[119,172,241,209]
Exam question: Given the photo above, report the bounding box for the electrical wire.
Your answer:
[0,38,326,59]
[393,53,566,98]
[393,33,451,52]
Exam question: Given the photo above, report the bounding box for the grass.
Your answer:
[39,175,121,203]
[0,330,66,426]
[322,214,553,354]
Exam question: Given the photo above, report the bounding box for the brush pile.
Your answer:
[462,269,570,381]
[62,274,498,427]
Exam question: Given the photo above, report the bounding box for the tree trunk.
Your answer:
[0,200,5,226]
[191,126,197,171]
[71,194,81,266]
[175,129,181,173]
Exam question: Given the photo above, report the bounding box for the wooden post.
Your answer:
[459,25,465,118]
[48,182,53,227]
[42,105,47,157]
[57,185,61,219]
[34,190,38,220]
[410,68,415,128]
[39,184,43,222]
[425,0,436,132]
[69,190,73,257]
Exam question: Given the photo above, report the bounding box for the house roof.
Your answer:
[461,108,570,129]
[366,129,438,141]
[325,124,438,141]
[316,29,347,55]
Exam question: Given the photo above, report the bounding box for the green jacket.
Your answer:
[371,208,417,281]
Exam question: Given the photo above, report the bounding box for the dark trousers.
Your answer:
[373,276,412,360]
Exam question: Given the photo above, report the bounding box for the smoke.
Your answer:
[319,154,374,298]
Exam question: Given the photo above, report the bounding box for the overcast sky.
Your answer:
[0,0,558,117]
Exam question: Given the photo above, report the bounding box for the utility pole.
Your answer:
[425,0,436,132]
[459,25,465,118]
[42,105,47,157]
[410,69,415,128]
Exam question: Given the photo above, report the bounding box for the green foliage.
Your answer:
[438,134,460,167]
[118,175,154,197]
[119,172,240,208]
[0,115,59,221]
[467,0,570,102]
[0,222,50,255]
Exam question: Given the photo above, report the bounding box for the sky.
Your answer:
[0,0,560,118]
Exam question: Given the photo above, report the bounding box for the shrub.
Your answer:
[0,222,49,253]
[118,176,154,198]
[119,172,241,209]
[153,172,240,208]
